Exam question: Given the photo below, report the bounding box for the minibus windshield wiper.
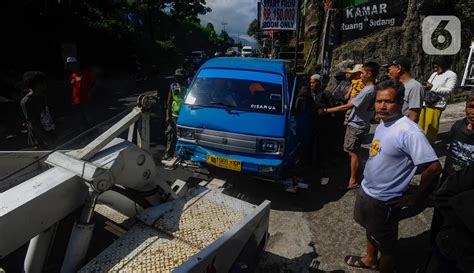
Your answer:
[209,101,236,108]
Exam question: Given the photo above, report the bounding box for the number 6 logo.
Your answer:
[422,16,461,55]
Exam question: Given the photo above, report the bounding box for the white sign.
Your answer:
[260,0,298,30]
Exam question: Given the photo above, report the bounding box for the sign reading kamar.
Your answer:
[259,0,298,30]
[341,0,405,42]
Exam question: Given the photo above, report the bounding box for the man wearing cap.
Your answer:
[65,57,96,131]
[163,68,188,162]
[319,62,380,190]
[310,73,323,98]
[384,56,425,122]
[346,64,366,100]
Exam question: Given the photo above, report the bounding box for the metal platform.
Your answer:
[80,187,257,272]
[94,203,136,230]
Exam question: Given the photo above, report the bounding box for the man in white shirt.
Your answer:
[419,57,458,143]
[344,79,442,273]
[384,56,425,123]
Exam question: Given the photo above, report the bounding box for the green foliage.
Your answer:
[157,40,174,50]
[247,19,258,38]
[81,2,132,35]
[168,0,211,23]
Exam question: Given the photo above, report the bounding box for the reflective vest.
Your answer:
[171,83,186,117]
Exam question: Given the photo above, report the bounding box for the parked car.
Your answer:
[225,47,241,57]
[241,46,253,57]
[175,58,313,180]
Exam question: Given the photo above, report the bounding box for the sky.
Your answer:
[199,0,258,45]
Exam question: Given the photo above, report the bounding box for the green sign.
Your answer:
[345,0,369,6]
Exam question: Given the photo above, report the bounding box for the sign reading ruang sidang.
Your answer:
[259,0,299,31]
[341,0,405,42]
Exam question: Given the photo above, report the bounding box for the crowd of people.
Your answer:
[307,56,473,273]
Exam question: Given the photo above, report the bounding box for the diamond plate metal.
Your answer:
[94,204,136,229]
[151,190,252,249]
[81,187,258,272]
[79,223,199,272]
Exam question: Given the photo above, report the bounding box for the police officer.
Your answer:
[162,68,188,162]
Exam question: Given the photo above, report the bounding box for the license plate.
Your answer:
[206,154,242,172]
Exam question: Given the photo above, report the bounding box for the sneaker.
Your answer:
[285,185,298,193]
[320,177,330,186]
[284,178,297,193]
[161,155,172,164]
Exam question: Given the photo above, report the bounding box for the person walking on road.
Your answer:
[162,68,188,163]
[20,71,56,148]
[319,62,379,190]
[384,56,425,123]
[345,79,441,273]
[418,57,458,143]
[65,57,96,132]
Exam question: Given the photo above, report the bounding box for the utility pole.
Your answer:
[221,17,228,32]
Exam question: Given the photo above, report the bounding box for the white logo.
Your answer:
[422,16,461,55]
[251,104,276,111]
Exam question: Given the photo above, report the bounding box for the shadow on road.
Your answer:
[396,231,432,273]
[219,164,350,212]
[257,251,346,273]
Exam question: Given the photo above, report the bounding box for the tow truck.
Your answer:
[0,95,270,272]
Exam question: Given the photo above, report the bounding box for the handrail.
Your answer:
[304,40,317,68]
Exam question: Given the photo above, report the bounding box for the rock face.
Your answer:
[304,0,472,89]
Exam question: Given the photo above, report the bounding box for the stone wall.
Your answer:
[310,0,473,89]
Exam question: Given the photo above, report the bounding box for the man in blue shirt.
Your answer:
[345,80,442,272]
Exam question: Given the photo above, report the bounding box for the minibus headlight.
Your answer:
[178,128,195,140]
[259,139,283,154]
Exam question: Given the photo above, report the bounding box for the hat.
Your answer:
[382,56,411,70]
[66,56,78,63]
[310,74,321,81]
[347,64,363,73]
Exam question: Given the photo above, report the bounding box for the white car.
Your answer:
[241,46,253,57]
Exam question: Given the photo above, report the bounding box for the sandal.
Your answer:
[344,255,378,270]
[337,184,359,191]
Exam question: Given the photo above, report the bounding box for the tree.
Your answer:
[205,22,215,33]
[247,19,258,38]
[170,0,211,23]
[217,30,234,49]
